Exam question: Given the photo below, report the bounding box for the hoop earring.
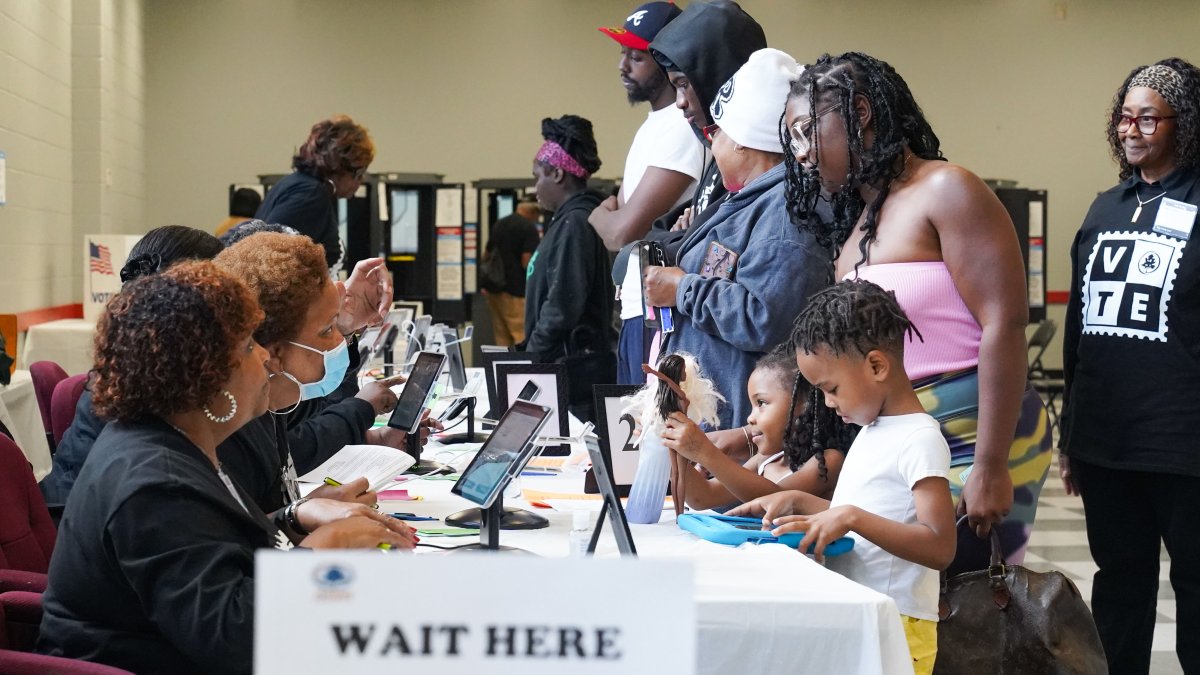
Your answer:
[204,390,238,423]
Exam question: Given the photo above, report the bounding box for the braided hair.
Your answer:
[540,115,602,185]
[1106,57,1200,181]
[755,348,857,480]
[792,279,923,361]
[782,52,945,269]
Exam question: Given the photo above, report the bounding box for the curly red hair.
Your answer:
[213,232,329,347]
[92,261,263,422]
[292,114,375,179]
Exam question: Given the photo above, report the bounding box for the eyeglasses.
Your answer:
[349,166,368,181]
[1113,113,1177,135]
[789,103,842,156]
[702,124,720,143]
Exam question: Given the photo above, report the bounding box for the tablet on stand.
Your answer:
[446,400,554,551]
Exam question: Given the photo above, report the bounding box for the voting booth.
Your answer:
[988,182,1049,323]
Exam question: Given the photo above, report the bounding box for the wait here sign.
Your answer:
[254,552,695,674]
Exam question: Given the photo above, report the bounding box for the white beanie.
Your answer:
[709,48,803,153]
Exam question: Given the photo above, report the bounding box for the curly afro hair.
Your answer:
[1106,57,1200,181]
[214,232,330,347]
[791,278,923,360]
[92,261,263,422]
[292,114,375,180]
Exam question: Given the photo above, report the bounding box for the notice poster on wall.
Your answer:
[436,188,463,227]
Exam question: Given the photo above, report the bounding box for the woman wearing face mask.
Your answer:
[36,262,414,675]
[42,226,396,524]
[642,48,832,430]
[214,232,434,509]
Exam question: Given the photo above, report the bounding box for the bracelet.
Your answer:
[741,425,754,456]
[284,497,310,536]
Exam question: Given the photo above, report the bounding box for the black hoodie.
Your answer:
[641,0,768,262]
[649,0,767,132]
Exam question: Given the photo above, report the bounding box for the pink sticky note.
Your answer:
[378,489,418,501]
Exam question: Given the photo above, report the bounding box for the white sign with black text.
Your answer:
[254,552,695,674]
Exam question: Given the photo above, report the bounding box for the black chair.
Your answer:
[1027,319,1065,433]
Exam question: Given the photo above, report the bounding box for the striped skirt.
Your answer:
[914,367,1053,575]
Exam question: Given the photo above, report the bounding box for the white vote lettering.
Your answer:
[1131,292,1149,322]
[1103,246,1128,273]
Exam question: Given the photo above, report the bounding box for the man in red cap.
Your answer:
[592,1,703,385]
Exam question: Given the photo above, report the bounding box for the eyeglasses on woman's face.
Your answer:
[1113,113,1176,136]
[789,103,842,156]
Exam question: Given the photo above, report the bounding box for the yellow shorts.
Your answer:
[901,615,938,675]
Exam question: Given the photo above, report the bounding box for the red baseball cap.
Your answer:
[598,2,681,51]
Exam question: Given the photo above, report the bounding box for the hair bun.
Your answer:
[119,253,163,283]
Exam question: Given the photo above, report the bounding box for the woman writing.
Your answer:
[783,52,1051,574]
[38,262,413,674]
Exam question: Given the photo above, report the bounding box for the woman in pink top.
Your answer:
[781,52,1052,575]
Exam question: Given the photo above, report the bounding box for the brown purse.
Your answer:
[933,520,1108,675]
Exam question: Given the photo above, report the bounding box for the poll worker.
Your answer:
[1060,57,1200,674]
[256,114,375,272]
[37,262,414,674]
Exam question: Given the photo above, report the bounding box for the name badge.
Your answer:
[1152,197,1196,240]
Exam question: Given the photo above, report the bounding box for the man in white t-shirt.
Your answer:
[592,1,704,384]
[731,280,957,675]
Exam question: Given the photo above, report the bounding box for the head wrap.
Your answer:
[1130,64,1185,114]
[535,141,591,179]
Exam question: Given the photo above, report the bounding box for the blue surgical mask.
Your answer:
[286,338,350,400]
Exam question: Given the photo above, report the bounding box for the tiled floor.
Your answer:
[1026,453,1183,675]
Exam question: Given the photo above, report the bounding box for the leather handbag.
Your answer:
[934,520,1108,675]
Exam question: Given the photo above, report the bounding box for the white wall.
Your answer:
[0,0,145,316]
[0,0,75,312]
[141,1,1200,369]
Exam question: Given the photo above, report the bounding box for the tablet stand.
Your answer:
[587,492,637,556]
[434,396,489,445]
[405,428,449,476]
[444,493,540,553]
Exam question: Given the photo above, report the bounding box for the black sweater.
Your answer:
[1062,167,1200,477]
[38,418,284,674]
[523,190,613,361]
[256,171,342,269]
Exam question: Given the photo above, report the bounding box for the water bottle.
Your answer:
[625,432,671,524]
[569,510,593,557]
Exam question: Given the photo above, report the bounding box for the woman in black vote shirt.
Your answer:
[37,262,415,674]
[1060,57,1200,674]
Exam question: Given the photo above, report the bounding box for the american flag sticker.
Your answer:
[89,241,114,275]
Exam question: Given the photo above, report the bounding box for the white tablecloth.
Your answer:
[374,444,914,675]
[22,318,96,375]
[0,370,53,481]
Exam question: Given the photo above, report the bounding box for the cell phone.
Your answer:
[515,379,540,402]
[437,397,470,422]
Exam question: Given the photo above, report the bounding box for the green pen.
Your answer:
[377,542,392,550]
[323,477,342,487]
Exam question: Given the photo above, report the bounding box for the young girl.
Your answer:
[661,349,856,510]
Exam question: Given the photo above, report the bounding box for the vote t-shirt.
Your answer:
[1061,167,1200,477]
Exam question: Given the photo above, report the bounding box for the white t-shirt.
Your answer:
[618,105,704,320]
[826,412,950,621]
